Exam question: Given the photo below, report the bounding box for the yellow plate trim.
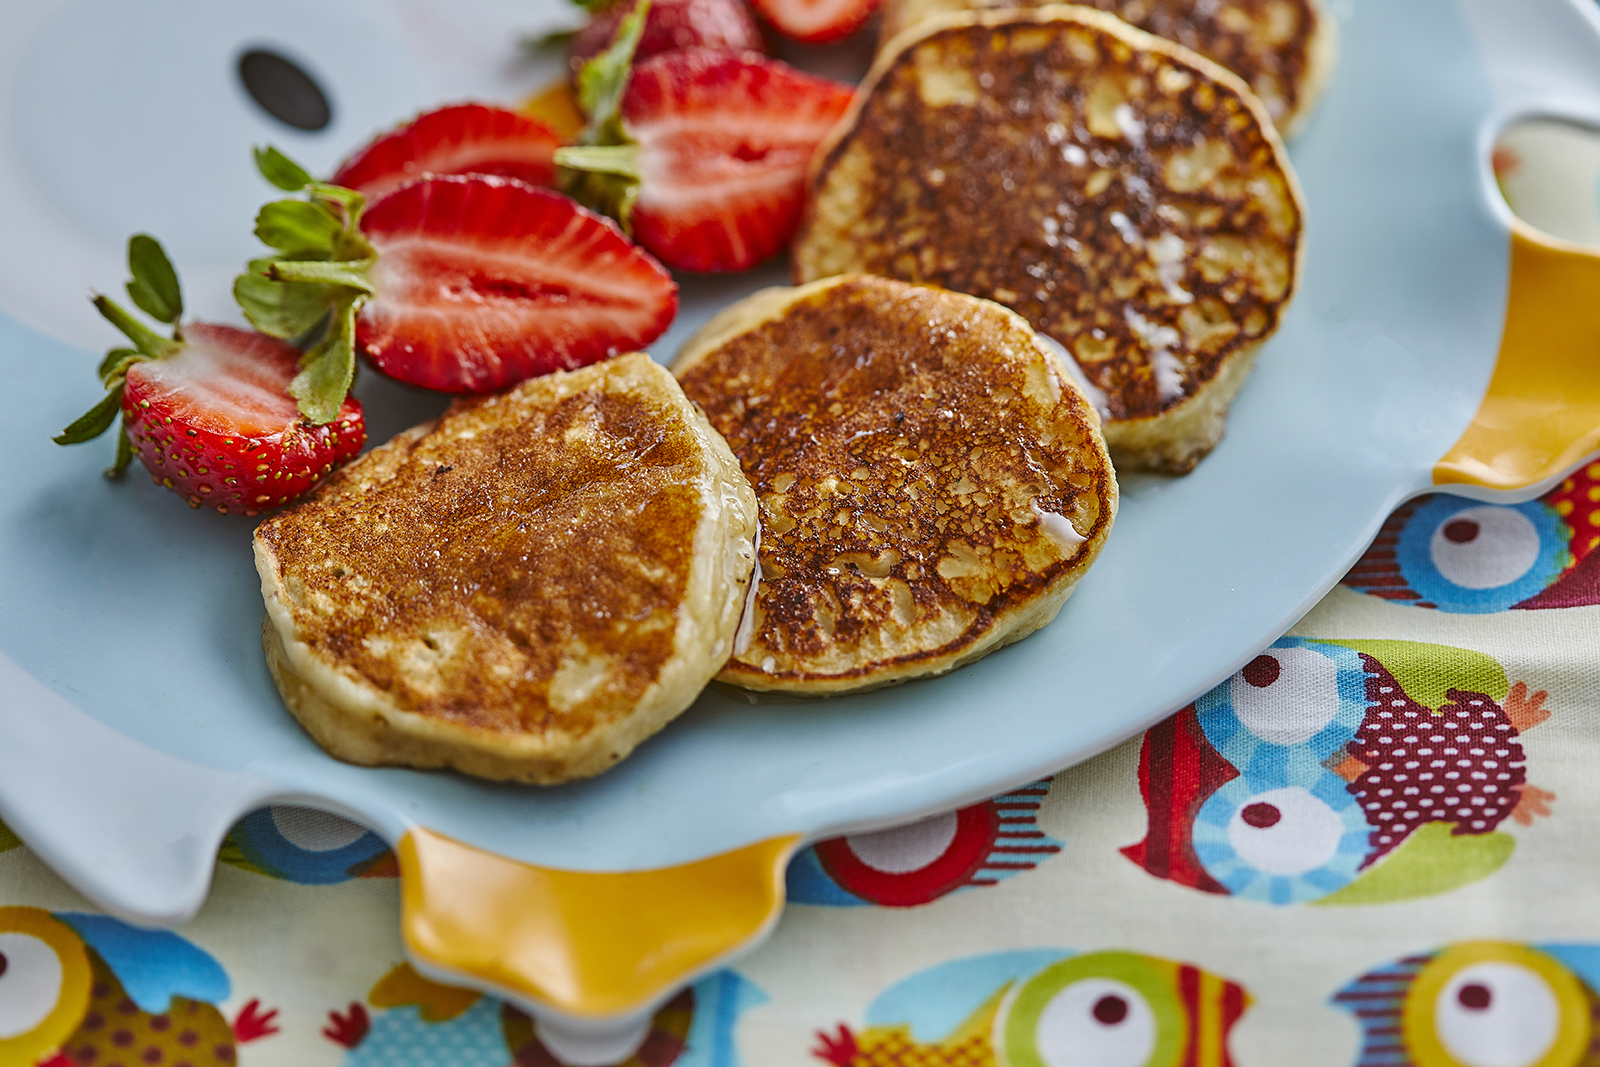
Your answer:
[1435,223,1600,490]
[397,827,800,1018]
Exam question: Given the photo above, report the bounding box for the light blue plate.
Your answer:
[2,0,1599,1030]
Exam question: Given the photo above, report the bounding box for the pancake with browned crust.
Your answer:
[794,6,1305,474]
[673,275,1116,694]
[879,0,1336,136]
[254,353,757,784]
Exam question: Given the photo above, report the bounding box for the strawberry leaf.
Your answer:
[126,235,182,324]
[54,382,124,445]
[234,259,340,341]
[575,0,650,147]
[255,200,344,255]
[97,346,143,386]
[255,145,315,191]
[290,299,357,425]
[106,419,134,480]
[93,296,181,360]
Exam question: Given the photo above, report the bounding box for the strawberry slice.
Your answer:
[355,175,678,392]
[748,0,877,44]
[560,49,854,273]
[330,104,563,203]
[123,324,365,514]
[568,0,767,79]
[55,235,365,515]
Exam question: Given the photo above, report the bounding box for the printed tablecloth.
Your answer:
[3,122,1599,1067]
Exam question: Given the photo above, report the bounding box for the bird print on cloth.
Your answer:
[0,906,277,1067]
[787,782,1063,907]
[1334,941,1600,1067]
[1123,638,1555,906]
[325,962,765,1067]
[1342,466,1600,611]
[218,806,396,884]
[811,949,1248,1067]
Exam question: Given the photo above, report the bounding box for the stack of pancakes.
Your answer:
[255,0,1328,782]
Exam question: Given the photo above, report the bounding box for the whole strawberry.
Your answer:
[568,0,767,79]
[54,235,365,515]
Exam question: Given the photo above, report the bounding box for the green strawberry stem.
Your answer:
[93,295,180,360]
[553,144,642,179]
[56,239,185,464]
[267,260,376,291]
[238,146,376,425]
[574,0,650,147]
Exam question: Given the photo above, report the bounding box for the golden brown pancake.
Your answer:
[879,0,1336,136]
[673,275,1117,694]
[254,353,757,784]
[795,6,1306,474]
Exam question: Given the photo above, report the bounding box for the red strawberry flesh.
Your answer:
[624,49,854,272]
[331,104,563,203]
[123,324,365,514]
[569,0,768,78]
[356,176,678,393]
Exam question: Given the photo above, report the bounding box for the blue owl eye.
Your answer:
[1388,498,1569,613]
[0,932,63,1039]
[1192,778,1369,904]
[1228,645,1344,746]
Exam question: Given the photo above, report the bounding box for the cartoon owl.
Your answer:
[1343,466,1600,611]
[219,805,395,884]
[1124,638,1555,905]
[812,949,1248,1067]
[788,782,1062,908]
[1335,940,1600,1067]
[0,906,275,1067]
[325,963,765,1067]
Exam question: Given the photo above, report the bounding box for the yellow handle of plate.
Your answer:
[397,827,800,1018]
[1434,223,1600,490]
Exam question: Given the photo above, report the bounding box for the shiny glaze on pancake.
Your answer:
[796,8,1302,426]
[257,357,707,740]
[880,0,1329,130]
[676,276,1115,688]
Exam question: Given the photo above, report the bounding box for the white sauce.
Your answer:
[1113,103,1146,147]
[1032,502,1087,548]
[732,528,762,656]
[1125,306,1187,402]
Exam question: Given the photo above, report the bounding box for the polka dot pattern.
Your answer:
[65,951,235,1067]
[1345,657,1526,868]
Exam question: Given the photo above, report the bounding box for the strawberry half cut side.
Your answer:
[124,324,365,514]
[749,0,878,44]
[562,49,854,273]
[356,176,678,393]
[330,104,564,203]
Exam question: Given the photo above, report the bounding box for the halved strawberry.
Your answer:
[55,235,365,515]
[355,176,677,392]
[568,0,767,79]
[238,151,678,394]
[122,324,365,514]
[330,104,563,203]
[749,0,877,44]
[558,49,854,272]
